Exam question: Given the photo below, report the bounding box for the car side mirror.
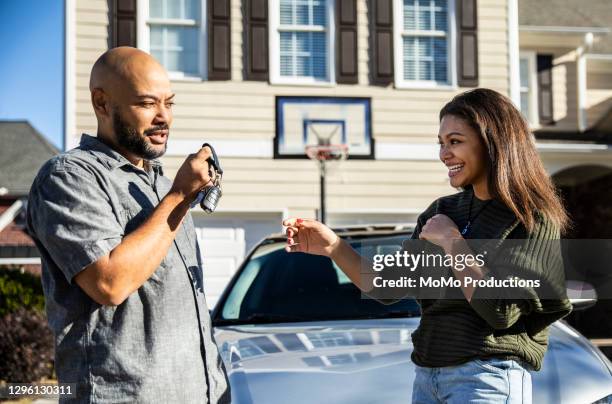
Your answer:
[566,280,597,311]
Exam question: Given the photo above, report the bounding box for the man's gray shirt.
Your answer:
[26,134,230,403]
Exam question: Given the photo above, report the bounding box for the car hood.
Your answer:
[214,318,612,404]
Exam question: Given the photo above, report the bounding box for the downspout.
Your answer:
[64,0,76,151]
[576,32,593,132]
[0,200,24,234]
[507,0,521,107]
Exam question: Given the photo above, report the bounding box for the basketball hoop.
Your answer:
[305,144,349,162]
[305,144,349,225]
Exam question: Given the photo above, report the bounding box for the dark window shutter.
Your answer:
[244,0,268,81]
[456,0,478,87]
[336,0,358,84]
[110,0,137,48]
[537,54,554,125]
[208,0,231,80]
[369,0,393,85]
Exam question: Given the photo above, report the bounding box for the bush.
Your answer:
[0,307,55,382]
[0,267,46,316]
[0,268,54,382]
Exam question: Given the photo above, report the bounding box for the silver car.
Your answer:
[211,226,612,404]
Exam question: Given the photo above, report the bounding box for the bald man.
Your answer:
[26,47,230,403]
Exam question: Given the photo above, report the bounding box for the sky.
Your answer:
[0,1,64,150]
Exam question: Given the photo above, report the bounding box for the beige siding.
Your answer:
[160,156,450,213]
[75,0,109,137]
[587,72,612,127]
[72,0,511,216]
[553,55,578,131]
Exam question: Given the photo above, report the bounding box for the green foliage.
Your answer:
[0,267,46,316]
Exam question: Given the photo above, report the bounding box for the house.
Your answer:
[63,0,612,305]
[518,0,612,240]
[519,0,612,348]
[0,121,60,273]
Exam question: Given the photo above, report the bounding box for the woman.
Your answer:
[283,88,572,403]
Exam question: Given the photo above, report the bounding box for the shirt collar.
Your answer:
[79,134,163,174]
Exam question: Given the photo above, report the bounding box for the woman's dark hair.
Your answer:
[439,88,569,234]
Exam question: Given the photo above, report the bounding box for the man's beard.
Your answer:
[112,110,168,160]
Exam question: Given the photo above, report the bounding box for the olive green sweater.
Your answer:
[408,189,572,371]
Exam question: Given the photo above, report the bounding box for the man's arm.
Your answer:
[74,146,215,306]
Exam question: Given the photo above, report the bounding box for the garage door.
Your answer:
[192,212,284,308]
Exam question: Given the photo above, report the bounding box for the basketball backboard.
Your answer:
[275,97,373,159]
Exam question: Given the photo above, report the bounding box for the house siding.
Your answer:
[587,71,612,127]
[72,0,511,218]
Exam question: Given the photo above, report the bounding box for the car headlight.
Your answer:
[592,394,612,404]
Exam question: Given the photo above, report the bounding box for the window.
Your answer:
[139,0,206,79]
[394,0,455,88]
[519,52,538,125]
[270,0,335,84]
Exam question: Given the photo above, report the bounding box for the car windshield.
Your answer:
[213,234,421,325]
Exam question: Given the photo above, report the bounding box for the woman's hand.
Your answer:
[419,214,463,253]
[282,218,341,257]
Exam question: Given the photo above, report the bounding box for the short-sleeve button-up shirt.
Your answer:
[26,134,230,403]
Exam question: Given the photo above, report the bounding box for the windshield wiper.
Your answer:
[214,313,310,326]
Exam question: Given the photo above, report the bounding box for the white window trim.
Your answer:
[269,0,336,85]
[519,50,539,128]
[393,0,457,90]
[137,0,208,81]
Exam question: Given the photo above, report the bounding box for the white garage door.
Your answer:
[192,212,284,308]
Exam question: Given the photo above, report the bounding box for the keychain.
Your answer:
[190,143,223,213]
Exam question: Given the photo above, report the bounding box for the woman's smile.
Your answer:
[447,163,465,177]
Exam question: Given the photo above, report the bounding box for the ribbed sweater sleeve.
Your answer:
[469,214,572,330]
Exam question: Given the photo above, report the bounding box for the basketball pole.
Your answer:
[319,160,327,224]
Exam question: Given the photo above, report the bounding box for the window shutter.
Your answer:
[208,0,232,80]
[110,0,137,48]
[537,54,554,125]
[244,0,268,81]
[336,0,358,84]
[369,0,393,85]
[456,0,478,87]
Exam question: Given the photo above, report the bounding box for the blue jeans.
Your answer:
[412,358,532,403]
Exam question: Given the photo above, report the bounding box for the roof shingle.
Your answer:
[0,121,59,196]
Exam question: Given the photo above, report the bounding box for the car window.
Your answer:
[215,235,421,325]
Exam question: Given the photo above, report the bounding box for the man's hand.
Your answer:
[170,146,216,201]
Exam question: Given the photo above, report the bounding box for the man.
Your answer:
[27,47,230,403]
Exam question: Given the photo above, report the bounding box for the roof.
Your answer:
[519,0,612,54]
[0,121,59,196]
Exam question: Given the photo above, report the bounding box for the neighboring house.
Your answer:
[0,121,60,272]
[519,0,612,347]
[518,0,612,237]
[64,0,612,305]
